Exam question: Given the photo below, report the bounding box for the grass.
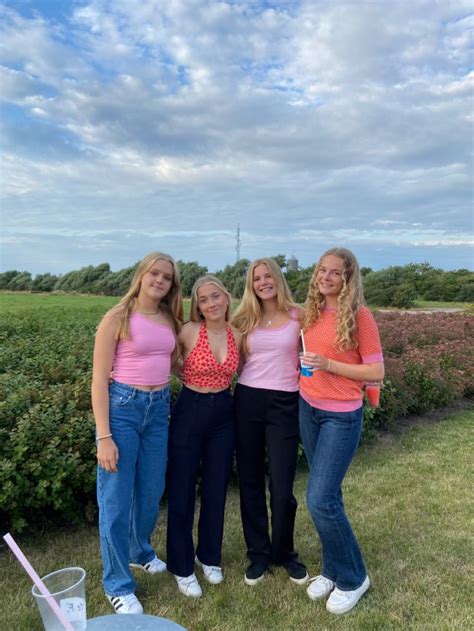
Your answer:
[1,410,472,630]
[413,300,473,311]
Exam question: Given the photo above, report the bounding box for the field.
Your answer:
[1,410,473,630]
[1,292,473,629]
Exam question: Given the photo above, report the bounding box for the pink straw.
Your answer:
[3,532,74,631]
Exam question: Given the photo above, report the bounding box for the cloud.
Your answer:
[0,0,472,274]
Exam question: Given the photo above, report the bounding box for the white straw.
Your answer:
[300,329,306,354]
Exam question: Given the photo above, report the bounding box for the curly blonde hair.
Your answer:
[232,258,296,355]
[303,248,365,350]
[113,252,183,339]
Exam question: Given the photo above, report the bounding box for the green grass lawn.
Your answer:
[1,410,472,630]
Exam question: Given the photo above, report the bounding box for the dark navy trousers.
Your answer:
[166,386,235,577]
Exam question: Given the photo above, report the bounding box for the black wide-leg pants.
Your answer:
[166,386,234,577]
[235,383,300,566]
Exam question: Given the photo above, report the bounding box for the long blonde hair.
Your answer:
[232,258,296,354]
[114,252,183,339]
[303,247,364,350]
[189,275,232,323]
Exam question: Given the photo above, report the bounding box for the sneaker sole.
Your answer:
[244,573,265,586]
[289,572,310,585]
[326,578,370,615]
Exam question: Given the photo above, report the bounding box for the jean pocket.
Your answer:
[110,393,133,407]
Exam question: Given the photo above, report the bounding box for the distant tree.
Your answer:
[8,272,32,291]
[216,259,250,298]
[0,270,21,289]
[360,267,373,277]
[271,254,286,269]
[32,273,59,292]
[177,261,208,297]
[285,266,313,303]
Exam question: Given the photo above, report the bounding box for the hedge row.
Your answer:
[1,302,472,532]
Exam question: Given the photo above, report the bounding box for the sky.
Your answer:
[0,0,473,275]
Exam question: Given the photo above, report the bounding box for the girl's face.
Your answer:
[140,259,174,302]
[252,263,277,301]
[197,283,228,322]
[316,255,344,298]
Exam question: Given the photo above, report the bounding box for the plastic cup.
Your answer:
[365,382,380,407]
[32,567,86,631]
[299,355,314,377]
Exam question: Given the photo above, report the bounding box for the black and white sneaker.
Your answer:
[106,593,144,615]
[130,555,166,574]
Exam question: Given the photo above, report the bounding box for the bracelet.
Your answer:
[96,433,112,441]
[328,359,338,375]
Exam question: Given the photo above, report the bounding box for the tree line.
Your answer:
[0,258,472,307]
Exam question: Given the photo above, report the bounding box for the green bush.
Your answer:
[1,296,472,532]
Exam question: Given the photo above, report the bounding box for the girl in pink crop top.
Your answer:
[166,275,241,595]
[91,252,183,612]
[231,258,308,583]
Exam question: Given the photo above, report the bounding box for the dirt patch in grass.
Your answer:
[376,397,473,445]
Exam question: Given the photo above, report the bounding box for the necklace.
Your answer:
[137,308,160,316]
[263,312,278,327]
[207,327,227,336]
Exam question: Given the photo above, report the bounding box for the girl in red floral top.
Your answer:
[166,275,241,598]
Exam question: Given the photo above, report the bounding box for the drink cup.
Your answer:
[299,354,314,377]
[32,567,86,631]
[365,382,380,407]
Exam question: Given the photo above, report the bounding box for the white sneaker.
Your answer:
[195,557,224,584]
[326,576,370,614]
[106,593,144,615]
[306,575,335,600]
[130,555,166,574]
[174,573,203,598]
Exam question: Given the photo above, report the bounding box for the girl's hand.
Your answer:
[97,438,119,473]
[300,352,330,371]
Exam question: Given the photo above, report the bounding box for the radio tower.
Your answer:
[236,223,241,262]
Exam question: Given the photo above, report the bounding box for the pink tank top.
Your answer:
[239,308,300,392]
[182,324,239,389]
[113,312,176,385]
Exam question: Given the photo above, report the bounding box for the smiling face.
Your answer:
[315,254,345,300]
[252,263,277,301]
[139,258,174,303]
[197,282,228,322]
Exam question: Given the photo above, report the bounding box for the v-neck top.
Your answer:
[182,323,239,389]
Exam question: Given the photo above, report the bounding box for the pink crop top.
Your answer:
[182,324,239,390]
[238,308,300,392]
[113,312,176,385]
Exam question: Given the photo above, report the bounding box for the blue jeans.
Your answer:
[97,381,169,596]
[299,396,366,590]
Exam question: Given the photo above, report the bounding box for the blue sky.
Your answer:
[1,0,473,275]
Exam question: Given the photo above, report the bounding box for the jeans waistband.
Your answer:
[110,380,170,401]
[181,385,231,400]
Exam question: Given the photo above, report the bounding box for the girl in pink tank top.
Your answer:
[232,258,308,586]
[166,275,241,597]
[91,252,183,614]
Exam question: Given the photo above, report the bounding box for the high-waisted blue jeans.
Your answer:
[97,381,169,596]
[299,396,367,590]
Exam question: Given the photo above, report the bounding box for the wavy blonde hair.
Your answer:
[303,248,365,350]
[232,258,296,355]
[189,275,232,323]
[113,252,183,339]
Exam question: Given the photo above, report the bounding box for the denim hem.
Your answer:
[105,589,136,598]
[335,574,369,591]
